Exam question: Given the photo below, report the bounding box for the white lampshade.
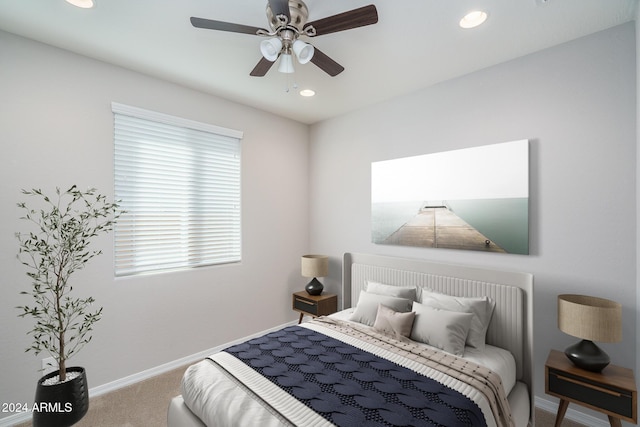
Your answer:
[278,53,295,73]
[292,40,314,64]
[301,255,328,278]
[260,38,282,62]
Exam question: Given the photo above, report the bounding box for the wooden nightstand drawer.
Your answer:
[292,291,337,324]
[293,295,318,315]
[548,368,634,419]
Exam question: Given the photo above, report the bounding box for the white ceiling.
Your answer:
[0,0,636,124]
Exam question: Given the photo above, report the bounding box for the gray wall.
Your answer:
[309,22,636,422]
[0,30,309,417]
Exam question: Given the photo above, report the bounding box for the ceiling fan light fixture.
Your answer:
[299,89,315,97]
[459,10,487,29]
[278,53,295,73]
[65,0,94,8]
[260,38,283,62]
[190,2,378,77]
[293,40,314,64]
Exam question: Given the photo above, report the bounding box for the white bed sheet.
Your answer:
[181,358,293,427]
[329,308,517,395]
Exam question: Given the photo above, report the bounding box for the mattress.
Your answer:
[180,313,519,427]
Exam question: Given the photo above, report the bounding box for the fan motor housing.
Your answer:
[266,0,309,31]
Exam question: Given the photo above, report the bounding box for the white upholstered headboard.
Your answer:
[342,252,534,417]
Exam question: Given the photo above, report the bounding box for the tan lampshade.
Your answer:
[301,255,328,278]
[557,294,622,343]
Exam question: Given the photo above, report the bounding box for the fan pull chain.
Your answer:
[284,75,298,93]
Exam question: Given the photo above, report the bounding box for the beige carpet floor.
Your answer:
[15,364,588,427]
[16,364,188,427]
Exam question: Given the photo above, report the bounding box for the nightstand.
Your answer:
[545,349,637,427]
[292,291,337,324]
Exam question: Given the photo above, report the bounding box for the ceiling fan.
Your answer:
[190,0,378,77]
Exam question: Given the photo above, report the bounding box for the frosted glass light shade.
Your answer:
[293,40,314,64]
[260,38,282,62]
[278,53,295,73]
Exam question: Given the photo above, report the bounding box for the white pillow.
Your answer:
[420,290,495,350]
[350,291,413,326]
[373,304,415,338]
[410,302,473,356]
[366,281,417,301]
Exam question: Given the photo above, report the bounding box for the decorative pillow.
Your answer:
[410,302,473,356]
[350,291,413,326]
[373,304,416,338]
[366,281,417,301]
[419,290,495,350]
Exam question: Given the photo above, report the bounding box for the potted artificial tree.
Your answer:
[16,186,120,427]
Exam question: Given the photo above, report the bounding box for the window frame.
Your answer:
[112,102,243,277]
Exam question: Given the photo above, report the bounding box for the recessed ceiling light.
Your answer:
[65,0,95,9]
[459,10,487,29]
[299,89,315,97]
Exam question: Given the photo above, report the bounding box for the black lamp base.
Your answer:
[565,339,610,372]
[305,277,323,296]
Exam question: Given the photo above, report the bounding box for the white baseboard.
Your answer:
[89,319,299,398]
[0,320,297,427]
[535,396,609,427]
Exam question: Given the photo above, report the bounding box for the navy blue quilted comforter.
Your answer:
[223,325,486,427]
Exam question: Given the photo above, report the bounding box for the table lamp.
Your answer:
[557,294,621,372]
[301,255,328,296]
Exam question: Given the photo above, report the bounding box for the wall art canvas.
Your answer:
[372,140,529,254]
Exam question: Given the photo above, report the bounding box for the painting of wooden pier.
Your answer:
[371,140,529,254]
[382,205,505,252]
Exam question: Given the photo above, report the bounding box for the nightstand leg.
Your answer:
[607,415,622,427]
[298,312,304,324]
[554,399,569,427]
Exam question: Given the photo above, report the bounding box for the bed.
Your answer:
[168,252,534,427]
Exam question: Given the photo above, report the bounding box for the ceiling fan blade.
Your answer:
[250,57,275,77]
[190,17,264,35]
[310,48,344,77]
[268,0,291,23]
[305,5,378,36]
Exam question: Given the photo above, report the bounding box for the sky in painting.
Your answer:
[371,140,528,203]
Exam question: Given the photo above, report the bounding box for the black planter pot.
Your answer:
[33,367,89,427]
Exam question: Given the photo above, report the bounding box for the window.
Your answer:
[112,103,242,276]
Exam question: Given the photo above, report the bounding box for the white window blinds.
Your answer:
[112,103,242,276]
